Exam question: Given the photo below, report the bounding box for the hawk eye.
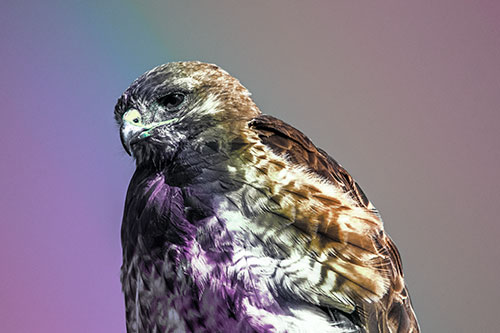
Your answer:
[158,92,185,111]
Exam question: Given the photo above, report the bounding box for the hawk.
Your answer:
[115,61,419,332]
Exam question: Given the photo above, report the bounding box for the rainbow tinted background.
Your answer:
[1,1,499,332]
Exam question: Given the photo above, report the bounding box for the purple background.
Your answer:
[1,1,499,332]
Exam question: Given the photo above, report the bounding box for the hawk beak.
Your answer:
[120,109,179,156]
[120,109,146,156]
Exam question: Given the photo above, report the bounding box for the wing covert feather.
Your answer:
[248,115,419,332]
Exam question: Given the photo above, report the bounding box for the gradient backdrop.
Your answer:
[1,1,499,332]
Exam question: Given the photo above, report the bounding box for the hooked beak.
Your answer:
[120,109,178,156]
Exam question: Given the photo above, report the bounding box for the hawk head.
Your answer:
[114,61,260,166]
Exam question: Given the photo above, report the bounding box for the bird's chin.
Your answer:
[130,139,178,168]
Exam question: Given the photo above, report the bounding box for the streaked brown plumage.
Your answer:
[249,115,419,332]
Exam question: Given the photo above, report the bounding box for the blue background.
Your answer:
[1,1,499,331]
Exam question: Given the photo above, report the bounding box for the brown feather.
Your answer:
[249,115,372,209]
[248,114,420,332]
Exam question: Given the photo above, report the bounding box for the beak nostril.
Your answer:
[123,109,143,126]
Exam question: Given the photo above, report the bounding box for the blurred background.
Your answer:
[1,1,499,332]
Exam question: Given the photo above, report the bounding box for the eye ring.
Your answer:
[158,92,186,111]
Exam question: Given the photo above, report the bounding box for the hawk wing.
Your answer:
[248,115,419,332]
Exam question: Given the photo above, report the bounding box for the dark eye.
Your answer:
[158,92,185,111]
